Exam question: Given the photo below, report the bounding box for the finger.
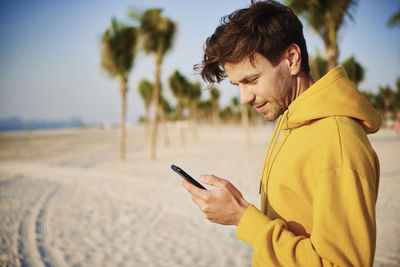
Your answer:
[182,180,207,208]
[226,182,243,200]
[182,179,206,198]
[200,175,244,202]
[200,175,228,189]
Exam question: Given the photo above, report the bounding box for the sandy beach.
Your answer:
[0,123,399,266]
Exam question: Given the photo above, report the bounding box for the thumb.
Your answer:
[200,175,226,189]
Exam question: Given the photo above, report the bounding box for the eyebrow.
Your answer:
[230,73,261,85]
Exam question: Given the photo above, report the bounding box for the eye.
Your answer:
[250,77,258,84]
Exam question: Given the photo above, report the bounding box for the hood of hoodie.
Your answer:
[280,66,381,134]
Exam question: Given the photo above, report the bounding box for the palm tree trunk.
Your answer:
[321,26,338,71]
[119,77,128,161]
[178,100,186,147]
[179,122,186,146]
[177,100,183,120]
[160,108,170,147]
[241,105,250,147]
[326,44,338,71]
[145,105,150,136]
[190,101,198,141]
[212,102,220,127]
[150,54,162,160]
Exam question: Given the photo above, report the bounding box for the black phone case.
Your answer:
[171,165,207,190]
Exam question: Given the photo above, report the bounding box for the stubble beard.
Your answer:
[262,103,286,121]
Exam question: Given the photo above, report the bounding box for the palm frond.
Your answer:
[101,18,139,79]
[387,10,400,28]
[138,79,153,106]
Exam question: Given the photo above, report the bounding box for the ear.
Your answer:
[284,44,302,76]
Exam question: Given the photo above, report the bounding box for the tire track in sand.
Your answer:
[0,174,24,193]
[0,174,27,266]
[17,183,67,267]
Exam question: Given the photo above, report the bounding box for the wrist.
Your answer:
[236,200,251,226]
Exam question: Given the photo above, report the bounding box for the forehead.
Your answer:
[223,53,272,82]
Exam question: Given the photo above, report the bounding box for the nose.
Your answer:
[239,85,255,105]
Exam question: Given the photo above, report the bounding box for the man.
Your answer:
[183,1,381,266]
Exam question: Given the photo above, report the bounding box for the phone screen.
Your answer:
[171,164,207,190]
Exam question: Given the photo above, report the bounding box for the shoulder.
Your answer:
[307,116,370,147]
[303,116,377,173]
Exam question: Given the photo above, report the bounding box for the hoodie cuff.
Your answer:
[236,204,271,246]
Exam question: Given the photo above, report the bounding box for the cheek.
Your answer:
[275,69,292,97]
[254,79,273,99]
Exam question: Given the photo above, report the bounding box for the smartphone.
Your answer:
[171,164,207,190]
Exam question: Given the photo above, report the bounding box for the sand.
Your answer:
[0,123,399,266]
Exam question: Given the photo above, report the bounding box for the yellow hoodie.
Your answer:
[236,66,381,267]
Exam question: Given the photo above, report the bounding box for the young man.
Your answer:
[183,1,381,266]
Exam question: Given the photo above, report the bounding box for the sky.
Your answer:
[0,0,399,124]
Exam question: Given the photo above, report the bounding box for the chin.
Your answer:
[263,109,283,121]
[263,114,278,121]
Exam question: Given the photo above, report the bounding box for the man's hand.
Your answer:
[182,175,250,226]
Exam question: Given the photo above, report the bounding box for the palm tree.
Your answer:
[210,86,220,126]
[342,56,364,86]
[240,100,251,147]
[138,78,153,135]
[309,48,327,81]
[287,0,358,70]
[159,91,172,147]
[230,96,251,145]
[187,81,202,140]
[168,70,188,146]
[376,86,396,126]
[101,18,139,161]
[160,94,173,120]
[309,51,365,87]
[169,70,188,120]
[387,9,400,28]
[395,77,400,120]
[187,81,202,122]
[220,106,234,123]
[132,8,177,160]
[198,100,212,123]
[231,97,240,123]
[387,9,400,61]
[360,90,376,106]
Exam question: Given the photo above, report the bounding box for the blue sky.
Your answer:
[0,0,399,124]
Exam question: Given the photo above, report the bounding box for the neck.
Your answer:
[293,71,314,101]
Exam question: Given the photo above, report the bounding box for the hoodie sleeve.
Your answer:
[236,167,377,267]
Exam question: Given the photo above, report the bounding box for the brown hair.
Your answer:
[195,0,310,83]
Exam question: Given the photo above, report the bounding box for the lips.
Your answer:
[255,102,267,113]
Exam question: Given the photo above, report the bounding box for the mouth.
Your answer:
[255,102,267,113]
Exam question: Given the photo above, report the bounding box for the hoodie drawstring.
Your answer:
[259,112,286,195]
